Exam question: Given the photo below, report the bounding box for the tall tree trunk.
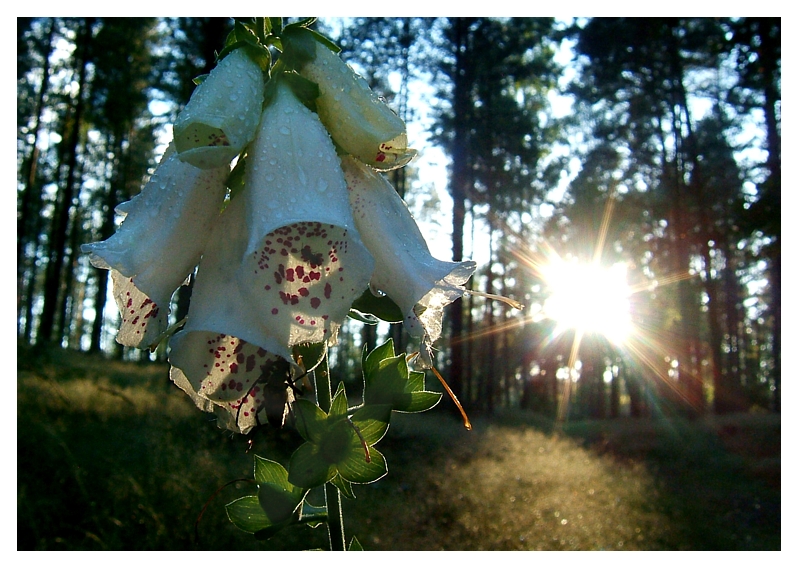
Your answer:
[447,17,473,405]
[18,18,55,338]
[38,17,92,344]
[757,19,781,412]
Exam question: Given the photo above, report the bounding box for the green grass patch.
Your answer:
[17,343,779,550]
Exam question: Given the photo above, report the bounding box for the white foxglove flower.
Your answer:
[81,147,228,348]
[173,48,264,169]
[168,81,374,432]
[341,156,476,364]
[299,41,415,171]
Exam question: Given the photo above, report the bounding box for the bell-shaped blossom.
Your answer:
[167,196,303,434]
[340,156,476,364]
[173,48,264,169]
[81,147,228,348]
[299,41,415,171]
[168,81,374,432]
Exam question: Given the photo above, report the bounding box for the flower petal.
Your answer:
[169,332,298,434]
[81,147,228,348]
[299,42,416,171]
[173,48,264,169]
[341,155,476,346]
[237,80,374,349]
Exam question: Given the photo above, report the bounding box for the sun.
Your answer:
[540,259,632,345]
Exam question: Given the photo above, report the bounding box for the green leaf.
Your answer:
[253,456,306,525]
[350,404,391,445]
[257,484,304,526]
[268,17,283,34]
[288,441,337,489]
[282,72,320,107]
[254,455,288,486]
[226,153,247,200]
[290,17,317,28]
[363,338,396,378]
[349,536,364,550]
[280,26,318,70]
[402,391,443,413]
[305,28,341,54]
[329,383,349,419]
[351,289,404,324]
[364,355,411,406]
[300,500,327,528]
[293,399,327,443]
[360,342,442,414]
[225,496,272,534]
[337,445,387,485]
[331,473,356,499]
[348,308,380,325]
[318,419,355,465]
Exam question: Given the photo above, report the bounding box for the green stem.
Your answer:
[324,482,346,551]
[314,350,346,551]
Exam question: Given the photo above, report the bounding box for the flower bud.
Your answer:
[299,41,416,170]
[173,48,264,169]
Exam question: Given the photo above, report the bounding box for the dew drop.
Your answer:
[279,126,290,135]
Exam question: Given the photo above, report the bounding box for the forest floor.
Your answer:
[17,342,780,550]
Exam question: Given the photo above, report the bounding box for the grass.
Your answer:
[17,343,780,550]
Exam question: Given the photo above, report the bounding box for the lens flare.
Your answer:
[541,259,632,345]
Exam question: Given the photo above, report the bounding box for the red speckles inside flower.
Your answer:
[244,222,367,344]
[112,274,164,347]
[169,329,299,433]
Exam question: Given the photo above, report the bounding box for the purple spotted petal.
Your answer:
[170,332,298,434]
[81,147,228,348]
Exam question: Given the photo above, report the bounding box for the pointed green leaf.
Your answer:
[363,338,396,379]
[402,391,443,413]
[225,496,272,534]
[293,399,327,443]
[268,17,283,34]
[350,404,391,445]
[329,383,349,419]
[253,455,289,487]
[300,500,327,528]
[287,441,337,489]
[352,289,404,324]
[348,308,380,325]
[337,446,387,485]
[349,536,364,551]
[364,355,409,406]
[257,483,305,525]
[331,473,356,499]
[408,370,426,392]
[280,26,318,70]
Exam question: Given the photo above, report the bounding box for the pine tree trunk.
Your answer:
[38,17,92,344]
